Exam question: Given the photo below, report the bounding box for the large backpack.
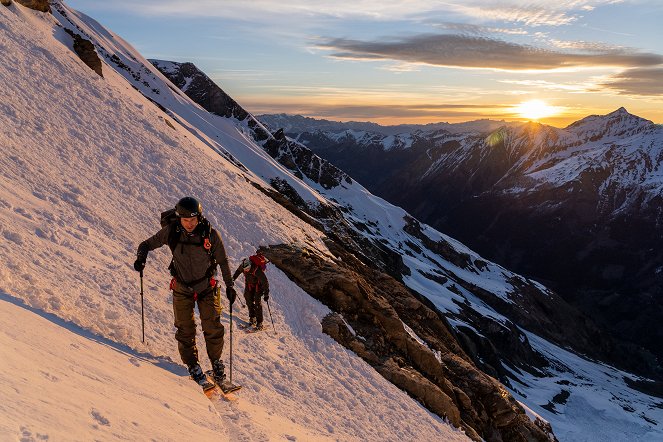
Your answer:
[160,208,216,281]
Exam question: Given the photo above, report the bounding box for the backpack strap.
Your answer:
[166,218,217,280]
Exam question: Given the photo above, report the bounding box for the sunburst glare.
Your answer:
[515,100,560,121]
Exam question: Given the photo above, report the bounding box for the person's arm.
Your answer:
[210,229,234,288]
[232,264,243,281]
[134,224,170,270]
[259,268,269,299]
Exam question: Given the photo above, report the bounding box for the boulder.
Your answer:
[64,29,103,77]
[14,0,49,12]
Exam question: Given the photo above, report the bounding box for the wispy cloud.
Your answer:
[548,39,627,52]
[81,0,624,26]
[244,101,509,121]
[431,22,529,36]
[499,79,594,92]
[319,34,663,71]
[599,67,663,96]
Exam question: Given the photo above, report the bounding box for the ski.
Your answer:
[245,326,264,334]
[219,380,242,394]
[194,372,216,392]
[202,370,241,401]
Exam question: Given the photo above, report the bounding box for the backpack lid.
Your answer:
[160,208,178,228]
[249,254,267,271]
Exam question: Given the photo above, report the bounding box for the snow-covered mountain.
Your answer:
[262,110,663,371]
[1,1,662,441]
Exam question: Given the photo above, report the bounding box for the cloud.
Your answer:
[548,39,627,53]
[76,0,623,27]
[599,67,663,96]
[319,34,663,71]
[243,101,508,121]
[442,3,578,27]
[432,22,529,36]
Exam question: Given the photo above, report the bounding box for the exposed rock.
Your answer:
[63,29,103,77]
[150,60,353,191]
[265,243,556,442]
[14,0,49,12]
[1,0,12,8]
[151,60,247,120]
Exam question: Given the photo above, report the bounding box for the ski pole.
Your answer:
[140,270,145,343]
[229,300,234,384]
[266,298,276,334]
[232,277,245,308]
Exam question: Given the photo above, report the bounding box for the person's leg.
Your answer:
[245,285,256,324]
[198,288,225,363]
[172,291,199,367]
[254,290,264,327]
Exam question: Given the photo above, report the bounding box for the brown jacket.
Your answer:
[137,222,233,294]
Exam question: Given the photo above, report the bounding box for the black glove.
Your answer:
[227,286,237,306]
[263,291,269,301]
[133,258,146,272]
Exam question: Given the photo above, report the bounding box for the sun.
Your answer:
[515,100,559,121]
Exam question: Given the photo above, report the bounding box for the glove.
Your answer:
[133,258,146,272]
[263,291,269,301]
[226,286,237,306]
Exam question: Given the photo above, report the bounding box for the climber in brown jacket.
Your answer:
[134,196,236,389]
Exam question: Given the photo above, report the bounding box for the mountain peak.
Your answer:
[564,107,653,140]
[608,106,630,116]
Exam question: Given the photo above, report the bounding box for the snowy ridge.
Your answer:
[2,1,662,441]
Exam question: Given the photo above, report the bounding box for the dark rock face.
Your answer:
[264,243,556,442]
[1,0,12,8]
[150,60,352,191]
[151,61,248,120]
[63,29,103,77]
[15,0,49,12]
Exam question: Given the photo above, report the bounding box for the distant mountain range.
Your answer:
[259,110,663,365]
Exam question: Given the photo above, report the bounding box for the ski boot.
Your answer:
[188,363,215,391]
[211,359,226,385]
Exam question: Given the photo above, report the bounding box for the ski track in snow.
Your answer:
[0,3,467,441]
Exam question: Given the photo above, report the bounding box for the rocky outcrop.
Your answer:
[63,29,103,77]
[14,0,49,12]
[1,0,12,8]
[150,60,354,191]
[150,60,248,120]
[264,243,556,442]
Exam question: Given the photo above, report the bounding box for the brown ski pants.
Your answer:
[172,288,224,367]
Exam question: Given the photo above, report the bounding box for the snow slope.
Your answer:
[0,3,466,441]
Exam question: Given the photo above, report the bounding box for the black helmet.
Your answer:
[175,197,202,218]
